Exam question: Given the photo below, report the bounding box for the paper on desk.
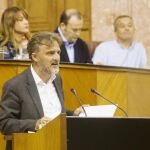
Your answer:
[79,104,117,117]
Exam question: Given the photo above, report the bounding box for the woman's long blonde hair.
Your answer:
[0,6,31,48]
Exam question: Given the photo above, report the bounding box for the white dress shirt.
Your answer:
[31,65,61,120]
[92,40,147,68]
[58,27,75,63]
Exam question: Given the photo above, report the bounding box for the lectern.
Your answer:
[67,117,150,150]
[2,115,150,150]
[3,114,67,150]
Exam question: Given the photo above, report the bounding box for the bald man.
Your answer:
[55,9,92,64]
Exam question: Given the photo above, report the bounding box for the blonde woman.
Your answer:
[0,6,30,59]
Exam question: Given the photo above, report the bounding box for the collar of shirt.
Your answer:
[115,40,136,51]
[30,65,56,85]
[58,27,75,47]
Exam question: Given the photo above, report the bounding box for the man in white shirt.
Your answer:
[92,15,147,68]
[0,32,83,137]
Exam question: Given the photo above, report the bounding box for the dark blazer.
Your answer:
[0,67,70,136]
[0,40,16,59]
[55,28,92,63]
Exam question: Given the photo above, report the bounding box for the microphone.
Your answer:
[70,88,87,117]
[91,88,128,117]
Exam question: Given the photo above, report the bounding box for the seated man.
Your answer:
[0,32,83,137]
[92,15,147,68]
[55,8,92,63]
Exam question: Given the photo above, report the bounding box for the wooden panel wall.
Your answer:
[1,61,150,117]
[0,133,6,150]
[7,0,91,40]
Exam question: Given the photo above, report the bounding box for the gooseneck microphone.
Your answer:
[91,88,128,117]
[70,88,87,117]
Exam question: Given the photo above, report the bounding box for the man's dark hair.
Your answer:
[60,8,83,25]
[27,32,62,60]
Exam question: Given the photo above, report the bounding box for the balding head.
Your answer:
[60,8,83,25]
[59,9,83,43]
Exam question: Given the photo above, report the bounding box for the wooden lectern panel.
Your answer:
[127,72,150,116]
[0,65,17,96]
[60,64,98,109]
[0,133,6,150]
[60,64,150,117]
[9,114,67,150]
[1,60,150,117]
[0,60,30,96]
[96,70,127,116]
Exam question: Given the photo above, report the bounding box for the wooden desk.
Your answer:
[0,133,6,150]
[0,60,150,117]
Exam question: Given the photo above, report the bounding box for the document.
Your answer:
[79,104,117,117]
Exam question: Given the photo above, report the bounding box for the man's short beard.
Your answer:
[39,63,59,76]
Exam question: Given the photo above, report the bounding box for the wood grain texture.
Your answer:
[1,60,150,117]
[0,133,6,150]
[5,0,91,40]
[9,114,67,150]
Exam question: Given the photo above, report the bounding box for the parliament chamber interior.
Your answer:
[0,0,150,150]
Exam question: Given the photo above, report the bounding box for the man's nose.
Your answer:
[54,53,60,61]
[24,19,29,25]
[75,30,81,37]
[124,26,130,31]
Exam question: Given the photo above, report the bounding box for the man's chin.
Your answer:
[122,35,133,40]
[52,68,59,74]
[43,68,59,76]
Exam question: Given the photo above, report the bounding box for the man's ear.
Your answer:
[60,23,66,32]
[31,53,39,62]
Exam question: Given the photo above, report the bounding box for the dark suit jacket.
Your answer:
[0,40,16,59]
[0,67,71,136]
[55,28,92,63]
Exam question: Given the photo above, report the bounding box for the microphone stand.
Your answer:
[91,88,128,117]
[70,88,87,117]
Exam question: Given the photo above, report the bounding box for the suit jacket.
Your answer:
[55,28,92,63]
[0,67,71,136]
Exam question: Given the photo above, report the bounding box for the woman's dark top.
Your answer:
[0,41,16,59]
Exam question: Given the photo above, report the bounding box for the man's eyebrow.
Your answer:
[38,42,51,47]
